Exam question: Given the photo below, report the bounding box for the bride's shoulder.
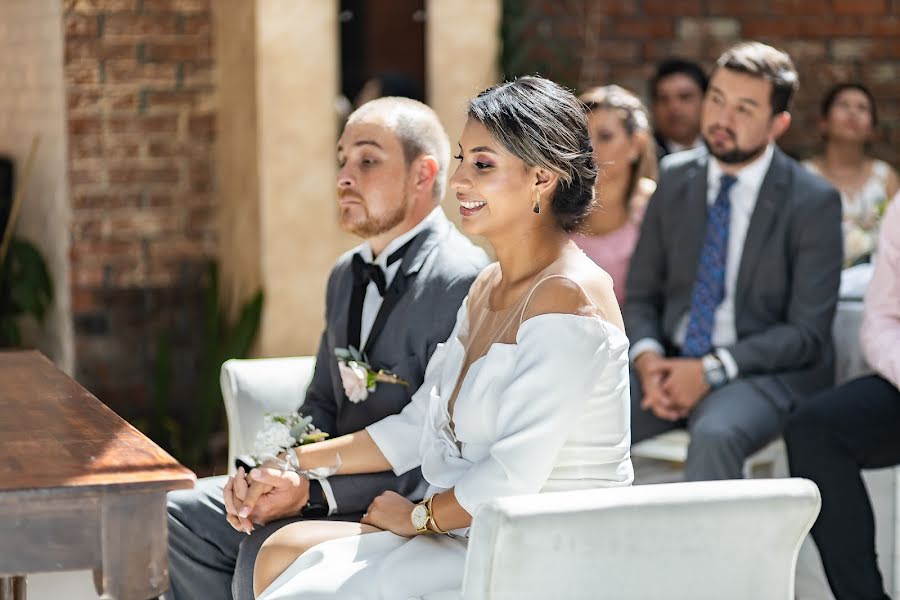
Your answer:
[521,249,620,322]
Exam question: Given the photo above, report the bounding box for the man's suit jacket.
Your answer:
[625,146,843,405]
[299,210,488,515]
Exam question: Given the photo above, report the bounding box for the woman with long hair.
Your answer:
[247,76,633,599]
[572,85,658,306]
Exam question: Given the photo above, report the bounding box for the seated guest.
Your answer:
[803,83,899,267]
[248,75,633,600]
[573,85,658,306]
[626,42,843,481]
[164,97,487,600]
[785,191,900,600]
[651,58,708,161]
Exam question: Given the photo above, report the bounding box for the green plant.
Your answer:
[145,262,263,470]
[0,238,54,346]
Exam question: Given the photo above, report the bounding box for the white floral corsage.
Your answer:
[335,346,410,403]
[251,413,329,470]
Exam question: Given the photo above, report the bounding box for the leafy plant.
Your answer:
[0,238,54,347]
[144,261,264,471]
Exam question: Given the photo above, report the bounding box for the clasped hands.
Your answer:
[223,464,419,538]
[636,352,710,421]
[223,464,309,534]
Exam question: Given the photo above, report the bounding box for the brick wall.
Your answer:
[505,0,900,167]
[63,0,217,430]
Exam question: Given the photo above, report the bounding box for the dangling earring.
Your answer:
[532,189,541,214]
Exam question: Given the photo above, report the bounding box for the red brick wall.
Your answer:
[63,0,216,425]
[505,0,900,166]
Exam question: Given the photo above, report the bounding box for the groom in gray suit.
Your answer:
[626,42,842,481]
[165,97,487,600]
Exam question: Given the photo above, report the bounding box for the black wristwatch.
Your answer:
[304,479,328,517]
[701,353,728,389]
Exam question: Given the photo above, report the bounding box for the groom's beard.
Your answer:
[338,187,412,238]
[703,127,767,165]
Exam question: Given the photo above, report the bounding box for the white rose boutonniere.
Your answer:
[335,346,410,403]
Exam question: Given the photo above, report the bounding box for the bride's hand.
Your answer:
[361,491,417,537]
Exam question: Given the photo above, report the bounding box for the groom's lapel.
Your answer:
[363,211,450,357]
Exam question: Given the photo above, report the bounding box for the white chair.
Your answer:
[632,431,786,479]
[462,479,821,600]
[221,359,823,598]
[220,356,316,474]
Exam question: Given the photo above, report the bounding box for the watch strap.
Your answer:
[304,479,328,517]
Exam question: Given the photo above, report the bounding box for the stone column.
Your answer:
[215,0,353,357]
[426,0,501,230]
[0,0,74,374]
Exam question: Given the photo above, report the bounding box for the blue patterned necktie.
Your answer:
[682,173,738,358]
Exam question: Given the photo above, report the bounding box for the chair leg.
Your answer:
[13,577,24,600]
[0,576,25,600]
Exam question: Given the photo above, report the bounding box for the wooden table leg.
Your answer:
[0,576,25,600]
[93,493,168,600]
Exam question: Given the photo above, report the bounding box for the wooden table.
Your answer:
[0,351,195,600]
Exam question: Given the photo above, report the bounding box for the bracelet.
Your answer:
[426,495,450,535]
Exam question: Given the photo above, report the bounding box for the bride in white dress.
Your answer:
[250,76,633,599]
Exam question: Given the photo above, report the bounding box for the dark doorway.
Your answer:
[340,0,427,107]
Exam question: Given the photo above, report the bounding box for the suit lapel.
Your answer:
[680,155,711,293]
[361,211,451,357]
[735,148,789,304]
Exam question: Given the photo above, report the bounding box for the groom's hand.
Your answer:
[661,358,709,415]
[241,467,311,526]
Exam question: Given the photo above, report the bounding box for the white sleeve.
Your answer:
[453,314,612,515]
[366,300,467,475]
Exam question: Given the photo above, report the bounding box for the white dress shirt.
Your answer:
[356,207,442,349]
[631,144,775,379]
[319,206,442,515]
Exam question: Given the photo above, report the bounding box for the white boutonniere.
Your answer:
[335,346,410,403]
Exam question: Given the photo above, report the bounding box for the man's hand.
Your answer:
[635,352,680,421]
[661,358,710,415]
[240,467,311,526]
[361,491,416,537]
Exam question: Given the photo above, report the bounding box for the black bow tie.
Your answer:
[349,236,418,297]
[351,254,387,296]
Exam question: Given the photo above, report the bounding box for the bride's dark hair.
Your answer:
[467,76,597,232]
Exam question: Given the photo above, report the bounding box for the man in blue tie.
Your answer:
[625,42,843,480]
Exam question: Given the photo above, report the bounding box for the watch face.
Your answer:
[411,504,429,530]
[708,367,726,387]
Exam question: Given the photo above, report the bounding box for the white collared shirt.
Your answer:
[357,206,442,349]
[320,206,441,516]
[631,144,775,379]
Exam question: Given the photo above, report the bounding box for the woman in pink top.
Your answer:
[572,85,658,306]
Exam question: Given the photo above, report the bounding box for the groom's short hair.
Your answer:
[347,97,451,201]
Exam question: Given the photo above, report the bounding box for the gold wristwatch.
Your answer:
[410,495,449,535]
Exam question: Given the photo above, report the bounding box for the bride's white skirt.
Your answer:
[257,531,468,600]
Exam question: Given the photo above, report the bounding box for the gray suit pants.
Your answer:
[630,370,792,480]
[164,476,362,600]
